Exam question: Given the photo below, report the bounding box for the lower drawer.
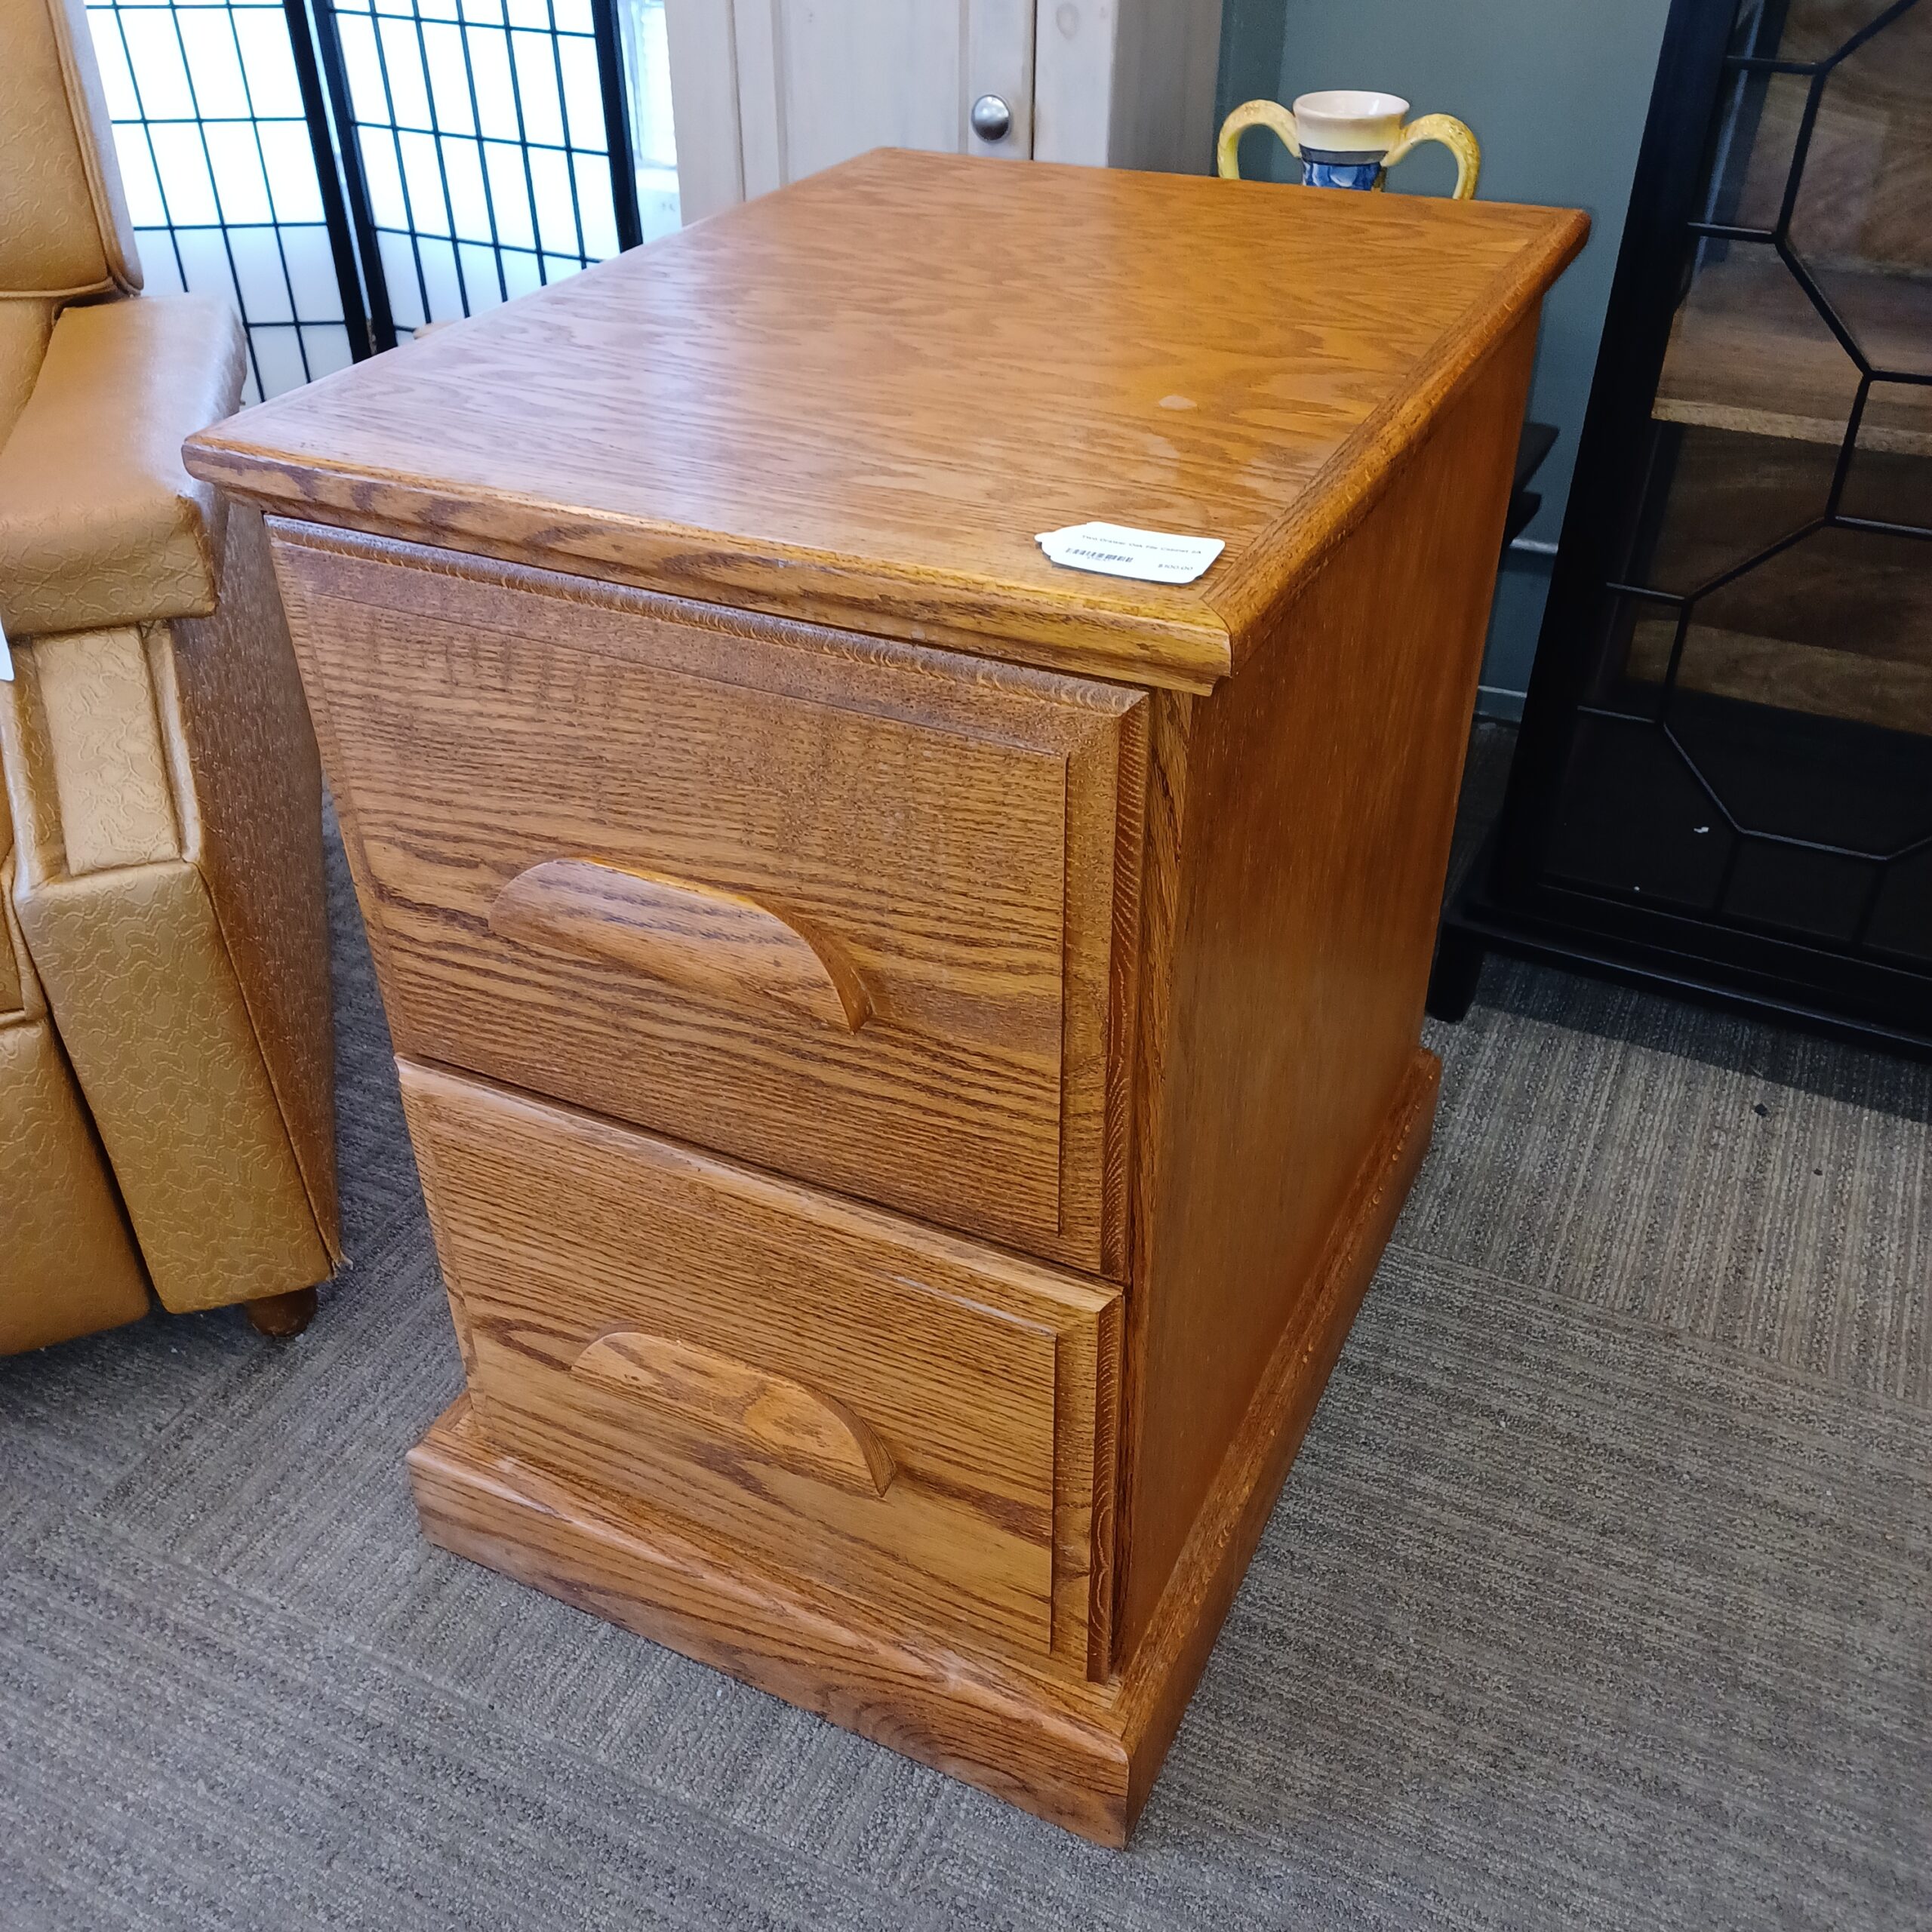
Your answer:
[399,1061,1121,1680]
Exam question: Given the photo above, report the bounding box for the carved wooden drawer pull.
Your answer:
[571,1329,896,1498]
[488,859,871,1031]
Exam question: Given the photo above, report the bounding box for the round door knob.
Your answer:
[971,94,1013,143]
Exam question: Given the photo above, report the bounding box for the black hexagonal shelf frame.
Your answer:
[1450,0,1932,1054]
[1593,0,1932,950]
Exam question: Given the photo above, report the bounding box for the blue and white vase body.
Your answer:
[1301,150,1386,191]
[1292,91,1405,192]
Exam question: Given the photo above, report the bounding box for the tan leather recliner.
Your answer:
[0,0,340,1351]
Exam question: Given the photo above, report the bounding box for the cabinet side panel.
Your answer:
[1117,312,1540,1654]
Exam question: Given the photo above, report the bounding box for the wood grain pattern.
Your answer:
[185,152,1586,691]
[568,1331,898,1499]
[1114,309,1541,1649]
[399,1061,1122,1678]
[488,859,874,1033]
[272,523,1145,1273]
[405,1046,1438,1846]
[1111,1049,1438,1820]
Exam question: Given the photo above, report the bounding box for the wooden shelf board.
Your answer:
[1652,396,1932,458]
[1626,617,1932,736]
[1655,254,1932,455]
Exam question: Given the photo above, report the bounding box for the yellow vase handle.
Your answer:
[1216,98,1300,178]
[1383,113,1481,199]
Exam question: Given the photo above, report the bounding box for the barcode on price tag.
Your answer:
[1037,521,1224,586]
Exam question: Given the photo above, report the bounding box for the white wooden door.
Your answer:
[667,0,1036,220]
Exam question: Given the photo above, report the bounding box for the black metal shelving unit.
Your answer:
[1435,0,1932,1057]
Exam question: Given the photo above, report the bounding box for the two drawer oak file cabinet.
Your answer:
[185,152,1583,1843]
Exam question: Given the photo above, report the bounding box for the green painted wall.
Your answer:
[1214,0,1674,713]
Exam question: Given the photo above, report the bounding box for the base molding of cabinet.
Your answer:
[407,1050,1438,1845]
[408,1396,1139,1839]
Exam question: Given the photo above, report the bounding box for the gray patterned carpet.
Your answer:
[3,746,1929,1930]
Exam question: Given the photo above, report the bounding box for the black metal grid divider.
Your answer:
[306,0,397,347]
[591,0,642,248]
[85,0,373,398]
[306,0,642,348]
[361,0,464,323]
[281,0,377,358]
[446,3,510,303]
[83,0,645,392]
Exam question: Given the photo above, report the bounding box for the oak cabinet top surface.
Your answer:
[185,150,1585,688]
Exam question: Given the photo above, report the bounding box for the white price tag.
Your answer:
[0,617,11,682]
[1036,521,1224,586]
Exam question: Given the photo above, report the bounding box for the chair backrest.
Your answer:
[0,0,142,305]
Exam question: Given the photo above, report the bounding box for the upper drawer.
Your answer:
[272,525,1146,1272]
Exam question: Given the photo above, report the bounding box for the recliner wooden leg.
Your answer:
[245,1285,318,1339]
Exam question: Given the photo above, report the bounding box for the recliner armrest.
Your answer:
[0,292,245,639]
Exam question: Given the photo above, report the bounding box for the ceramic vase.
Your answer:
[1217,91,1482,200]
